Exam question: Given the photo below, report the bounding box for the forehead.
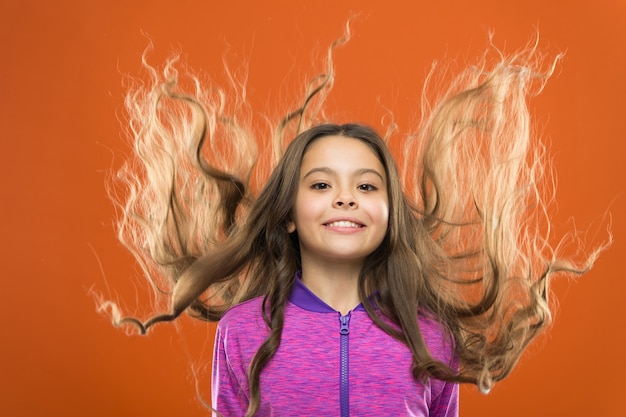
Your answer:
[301,135,385,172]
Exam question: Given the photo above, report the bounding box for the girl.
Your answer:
[105,30,607,416]
[211,124,459,416]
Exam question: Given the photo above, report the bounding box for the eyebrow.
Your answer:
[302,167,385,182]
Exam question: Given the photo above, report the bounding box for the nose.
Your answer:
[333,189,357,208]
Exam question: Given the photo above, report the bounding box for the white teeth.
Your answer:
[326,221,362,228]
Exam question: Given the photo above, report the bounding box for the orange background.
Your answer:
[1,1,625,416]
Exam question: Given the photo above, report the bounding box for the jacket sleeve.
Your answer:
[421,312,460,417]
[212,323,249,417]
[429,348,459,417]
[430,379,459,417]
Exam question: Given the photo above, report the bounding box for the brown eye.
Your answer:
[312,182,330,190]
[358,183,377,191]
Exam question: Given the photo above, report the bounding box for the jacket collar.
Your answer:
[289,271,366,313]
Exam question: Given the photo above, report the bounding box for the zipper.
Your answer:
[339,313,351,417]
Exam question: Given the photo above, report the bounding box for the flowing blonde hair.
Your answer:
[103,24,608,415]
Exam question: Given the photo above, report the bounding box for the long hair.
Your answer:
[104,28,608,415]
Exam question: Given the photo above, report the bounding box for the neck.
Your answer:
[300,260,362,316]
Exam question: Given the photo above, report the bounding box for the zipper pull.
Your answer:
[339,314,350,335]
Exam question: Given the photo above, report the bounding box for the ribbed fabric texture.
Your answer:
[212,278,459,416]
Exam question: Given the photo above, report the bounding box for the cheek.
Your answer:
[298,198,325,219]
[364,199,390,233]
[290,195,323,232]
[375,200,390,224]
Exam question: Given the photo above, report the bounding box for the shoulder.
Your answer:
[215,296,270,360]
[418,310,456,365]
[218,296,267,332]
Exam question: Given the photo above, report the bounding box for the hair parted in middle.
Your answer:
[104,23,607,415]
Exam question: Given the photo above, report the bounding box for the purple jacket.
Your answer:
[212,275,459,416]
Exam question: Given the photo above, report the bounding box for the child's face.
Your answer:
[288,135,389,268]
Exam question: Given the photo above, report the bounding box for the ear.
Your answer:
[286,219,296,233]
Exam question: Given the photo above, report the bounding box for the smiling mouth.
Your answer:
[325,221,364,228]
